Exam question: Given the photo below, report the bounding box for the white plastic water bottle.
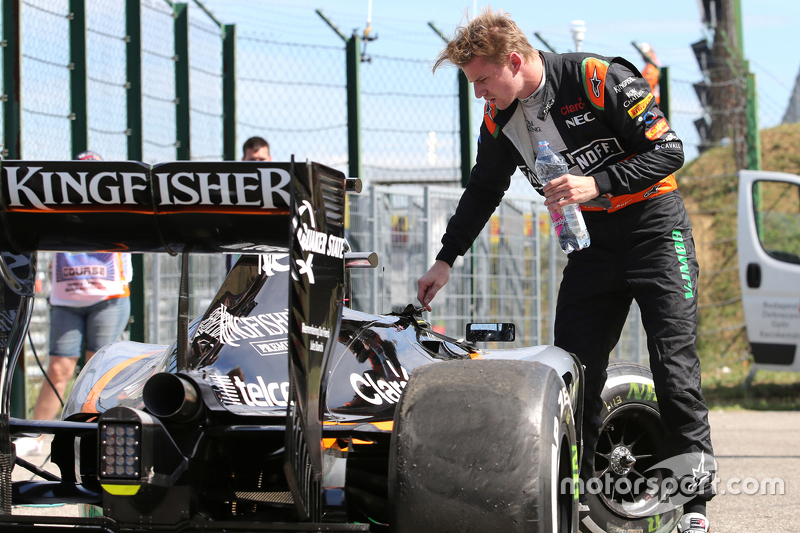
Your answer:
[534,140,591,254]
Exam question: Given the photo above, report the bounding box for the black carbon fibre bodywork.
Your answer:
[0,159,582,532]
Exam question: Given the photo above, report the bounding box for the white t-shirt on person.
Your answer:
[49,253,133,307]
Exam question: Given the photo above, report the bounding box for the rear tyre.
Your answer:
[389,359,578,533]
[579,362,682,533]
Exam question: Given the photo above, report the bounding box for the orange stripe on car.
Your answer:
[323,419,394,445]
[81,351,161,413]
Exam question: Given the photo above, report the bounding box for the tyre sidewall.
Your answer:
[389,360,578,533]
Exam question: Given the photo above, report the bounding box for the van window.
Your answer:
[753,180,800,265]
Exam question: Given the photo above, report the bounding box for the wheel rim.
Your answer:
[592,403,668,519]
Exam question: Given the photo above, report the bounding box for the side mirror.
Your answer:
[466,323,515,342]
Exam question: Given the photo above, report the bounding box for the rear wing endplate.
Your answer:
[0,159,350,520]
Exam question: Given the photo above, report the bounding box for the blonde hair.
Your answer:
[433,8,538,72]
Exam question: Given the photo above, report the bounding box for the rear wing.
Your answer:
[0,159,300,253]
[0,159,352,520]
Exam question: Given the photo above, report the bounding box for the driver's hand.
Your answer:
[417,260,451,312]
[543,174,600,211]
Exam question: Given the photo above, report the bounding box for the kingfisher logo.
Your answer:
[2,164,292,213]
[196,304,289,348]
[3,166,149,211]
[612,76,636,93]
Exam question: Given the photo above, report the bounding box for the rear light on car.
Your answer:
[99,424,141,479]
[97,406,188,495]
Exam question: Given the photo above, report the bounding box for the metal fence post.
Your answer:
[370,186,378,314]
[174,2,190,161]
[126,0,143,160]
[126,0,145,343]
[423,186,432,273]
[3,0,23,420]
[222,24,237,161]
[659,66,670,122]
[316,10,361,180]
[69,0,88,157]
[458,70,473,188]
[151,255,161,344]
[345,34,362,180]
[745,71,761,170]
[2,0,21,159]
[533,202,542,345]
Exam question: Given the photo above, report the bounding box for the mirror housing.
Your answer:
[466,323,515,342]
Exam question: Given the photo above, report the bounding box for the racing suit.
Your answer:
[435,51,714,501]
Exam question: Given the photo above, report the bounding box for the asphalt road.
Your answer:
[706,410,800,533]
[10,410,800,531]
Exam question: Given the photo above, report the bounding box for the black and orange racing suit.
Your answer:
[435,51,714,502]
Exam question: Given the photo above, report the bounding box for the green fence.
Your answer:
[3,1,767,418]
[141,0,177,163]
[235,35,347,164]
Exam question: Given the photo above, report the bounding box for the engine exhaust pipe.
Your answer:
[143,373,203,423]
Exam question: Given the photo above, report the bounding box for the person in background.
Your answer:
[242,136,272,162]
[226,136,274,272]
[14,151,133,457]
[640,42,661,105]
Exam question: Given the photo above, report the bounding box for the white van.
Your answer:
[738,170,800,371]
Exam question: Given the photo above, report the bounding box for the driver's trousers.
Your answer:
[554,191,715,501]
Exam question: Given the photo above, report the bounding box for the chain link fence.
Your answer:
[346,185,647,361]
[235,35,346,164]
[361,55,460,182]
[141,0,177,164]
[188,6,222,161]
[670,77,706,157]
[20,0,71,159]
[11,2,754,416]
[87,0,128,161]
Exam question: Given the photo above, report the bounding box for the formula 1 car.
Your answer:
[0,159,680,532]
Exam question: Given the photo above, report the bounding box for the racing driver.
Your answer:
[416,9,715,533]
